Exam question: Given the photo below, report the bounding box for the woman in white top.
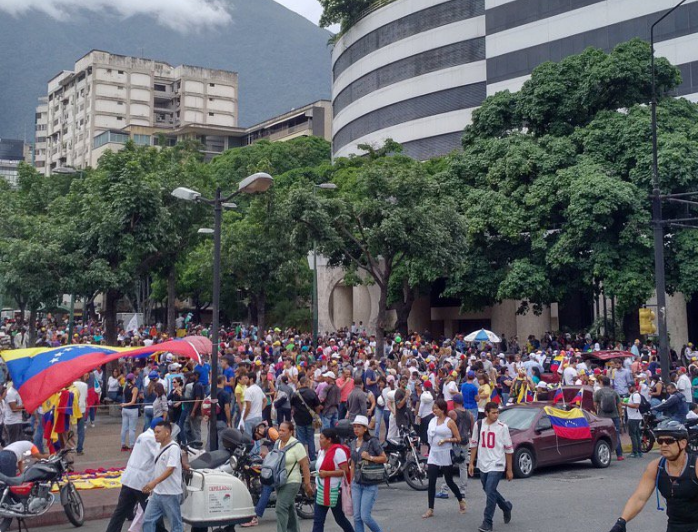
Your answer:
[443,372,459,411]
[416,381,435,449]
[423,398,466,518]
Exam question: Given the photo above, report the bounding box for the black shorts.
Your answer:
[667,522,698,532]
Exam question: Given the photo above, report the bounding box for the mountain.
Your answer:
[0,0,332,139]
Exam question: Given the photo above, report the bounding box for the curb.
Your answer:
[10,500,118,530]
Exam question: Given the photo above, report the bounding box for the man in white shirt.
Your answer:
[73,375,89,456]
[142,420,183,532]
[469,402,514,532]
[625,384,644,458]
[4,385,24,444]
[0,440,47,477]
[563,359,579,386]
[676,367,693,404]
[105,418,165,532]
[243,373,266,436]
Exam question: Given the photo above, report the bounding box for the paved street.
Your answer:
[35,451,665,532]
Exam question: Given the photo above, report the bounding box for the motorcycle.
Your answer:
[640,412,659,453]
[0,448,84,531]
[382,426,428,491]
[223,429,315,520]
[685,418,698,452]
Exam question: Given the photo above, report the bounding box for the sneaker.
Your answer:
[121,446,129,452]
[77,451,84,456]
[478,524,493,532]
[617,456,625,461]
[503,501,512,524]
[435,492,449,499]
[90,422,95,428]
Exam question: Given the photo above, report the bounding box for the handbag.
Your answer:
[450,444,467,465]
[341,475,353,517]
[355,460,387,485]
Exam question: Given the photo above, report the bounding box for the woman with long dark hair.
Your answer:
[313,428,354,532]
[350,415,387,532]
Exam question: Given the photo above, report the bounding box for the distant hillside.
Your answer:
[0,0,332,139]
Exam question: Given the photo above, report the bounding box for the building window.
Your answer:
[209,83,215,87]
[117,117,123,121]
[107,69,112,73]
[208,112,214,116]
[118,70,124,74]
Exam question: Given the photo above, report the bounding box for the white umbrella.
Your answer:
[463,329,501,343]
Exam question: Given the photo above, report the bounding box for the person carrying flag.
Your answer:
[607,421,698,532]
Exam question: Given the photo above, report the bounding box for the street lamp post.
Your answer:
[650,0,687,384]
[172,172,273,450]
[311,183,337,347]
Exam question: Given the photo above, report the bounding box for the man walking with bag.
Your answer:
[469,402,513,532]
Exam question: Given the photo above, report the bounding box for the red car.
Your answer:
[497,404,617,478]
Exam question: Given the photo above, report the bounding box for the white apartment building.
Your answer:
[40,50,238,174]
[34,97,48,170]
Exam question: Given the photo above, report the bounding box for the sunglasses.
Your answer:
[657,438,678,446]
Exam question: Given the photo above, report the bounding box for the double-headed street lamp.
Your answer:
[172,172,273,450]
[309,183,337,347]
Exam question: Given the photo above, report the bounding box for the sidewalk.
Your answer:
[10,410,131,529]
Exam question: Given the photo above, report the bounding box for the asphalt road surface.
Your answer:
[35,453,667,532]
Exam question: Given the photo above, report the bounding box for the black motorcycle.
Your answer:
[0,448,84,531]
[640,412,659,453]
[382,426,428,491]
[685,418,698,452]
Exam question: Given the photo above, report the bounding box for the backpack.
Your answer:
[260,440,300,488]
[638,394,652,415]
[600,390,617,414]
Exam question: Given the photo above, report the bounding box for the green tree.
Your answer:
[444,38,698,337]
[285,141,466,355]
[318,0,378,35]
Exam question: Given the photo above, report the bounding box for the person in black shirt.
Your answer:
[290,376,319,460]
[215,375,232,450]
[184,371,205,444]
[608,421,698,532]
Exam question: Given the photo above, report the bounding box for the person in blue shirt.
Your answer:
[459,371,479,421]
[194,359,212,395]
[221,356,236,394]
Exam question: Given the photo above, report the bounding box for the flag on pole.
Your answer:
[570,389,583,406]
[543,406,592,440]
[490,387,502,404]
[553,384,564,404]
[526,386,535,403]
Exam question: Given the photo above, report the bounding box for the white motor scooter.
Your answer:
[172,425,256,531]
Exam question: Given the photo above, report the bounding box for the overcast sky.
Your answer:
[0,0,330,32]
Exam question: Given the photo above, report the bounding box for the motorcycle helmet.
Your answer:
[652,420,689,441]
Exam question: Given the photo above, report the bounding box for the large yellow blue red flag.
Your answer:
[1,336,211,413]
[543,406,591,440]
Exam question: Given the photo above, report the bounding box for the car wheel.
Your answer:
[591,439,612,468]
[512,447,535,478]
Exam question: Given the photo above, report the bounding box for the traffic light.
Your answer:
[639,308,657,335]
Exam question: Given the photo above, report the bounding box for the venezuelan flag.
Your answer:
[553,385,564,404]
[570,389,583,405]
[550,355,565,373]
[1,336,210,413]
[543,406,591,440]
[490,387,502,404]
[525,387,535,402]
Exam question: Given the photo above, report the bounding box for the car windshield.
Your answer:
[498,408,540,430]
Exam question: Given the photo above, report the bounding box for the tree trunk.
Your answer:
[28,307,37,345]
[392,280,416,335]
[256,291,267,332]
[104,289,120,345]
[375,284,388,359]
[167,264,176,337]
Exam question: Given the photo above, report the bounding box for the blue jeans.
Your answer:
[467,408,479,421]
[76,417,85,453]
[142,407,154,433]
[351,482,381,532]
[338,402,347,421]
[322,412,338,430]
[143,493,182,532]
[121,408,138,447]
[612,417,623,458]
[479,471,510,528]
[245,416,263,437]
[296,424,316,461]
[382,409,390,438]
[33,419,45,454]
[373,407,384,438]
[255,484,274,517]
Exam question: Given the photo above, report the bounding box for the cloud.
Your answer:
[0,0,232,33]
